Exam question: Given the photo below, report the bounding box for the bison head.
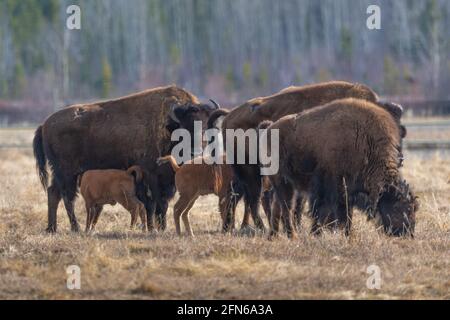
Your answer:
[376,180,418,237]
[167,99,220,134]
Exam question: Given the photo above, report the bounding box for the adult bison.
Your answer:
[263,98,418,239]
[203,81,406,232]
[33,85,217,233]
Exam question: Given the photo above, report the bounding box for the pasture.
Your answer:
[0,126,449,299]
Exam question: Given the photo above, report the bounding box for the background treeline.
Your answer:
[0,0,449,108]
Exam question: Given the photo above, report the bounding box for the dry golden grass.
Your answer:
[0,128,449,300]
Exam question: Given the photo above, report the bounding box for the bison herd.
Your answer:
[32,81,418,239]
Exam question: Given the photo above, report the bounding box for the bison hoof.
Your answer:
[287,232,298,240]
[267,233,277,241]
[156,223,166,232]
[46,226,57,233]
[70,224,80,232]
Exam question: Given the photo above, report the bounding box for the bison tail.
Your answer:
[212,165,223,195]
[33,125,48,190]
[157,156,180,173]
[127,165,144,183]
[207,109,229,129]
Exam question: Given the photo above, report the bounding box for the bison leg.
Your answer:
[174,195,190,236]
[46,182,62,233]
[309,172,339,235]
[246,177,265,231]
[155,200,168,231]
[90,205,103,231]
[225,179,243,232]
[269,198,282,239]
[62,198,79,232]
[181,200,196,237]
[272,180,296,239]
[174,195,198,236]
[143,199,156,232]
[240,202,251,230]
[138,202,147,232]
[219,192,235,233]
[58,175,80,232]
[261,188,273,226]
[233,165,266,232]
[62,189,80,233]
[248,192,266,232]
[85,204,93,233]
[118,195,143,230]
[293,193,304,232]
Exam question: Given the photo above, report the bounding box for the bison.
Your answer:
[204,81,406,233]
[79,166,146,233]
[33,85,217,233]
[263,98,418,239]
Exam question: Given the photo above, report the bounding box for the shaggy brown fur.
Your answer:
[79,166,146,232]
[265,98,417,238]
[214,81,393,233]
[32,85,216,233]
[220,81,380,131]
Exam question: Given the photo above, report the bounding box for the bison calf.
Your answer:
[79,166,147,232]
[157,156,275,237]
[157,156,238,237]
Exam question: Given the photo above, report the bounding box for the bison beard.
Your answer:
[265,98,417,238]
[214,81,406,232]
[32,85,215,233]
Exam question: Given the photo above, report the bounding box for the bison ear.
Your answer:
[400,125,407,138]
[169,105,184,123]
[381,101,404,120]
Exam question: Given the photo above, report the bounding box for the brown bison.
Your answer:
[33,85,217,233]
[263,98,417,238]
[79,166,146,232]
[204,81,405,233]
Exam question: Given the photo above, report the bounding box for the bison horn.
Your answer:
[209,99,221,110]
[169,105,180,123]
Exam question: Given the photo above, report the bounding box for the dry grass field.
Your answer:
[0,127,449,300]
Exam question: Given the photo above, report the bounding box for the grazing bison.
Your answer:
[79,166,146,232]
[33,85,217,233]
[204,81,406,233]
[263,98,417,239]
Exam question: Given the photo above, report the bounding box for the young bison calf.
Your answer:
[157,156,273,237]
[157,156,237,237]
[79,166,147,232]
